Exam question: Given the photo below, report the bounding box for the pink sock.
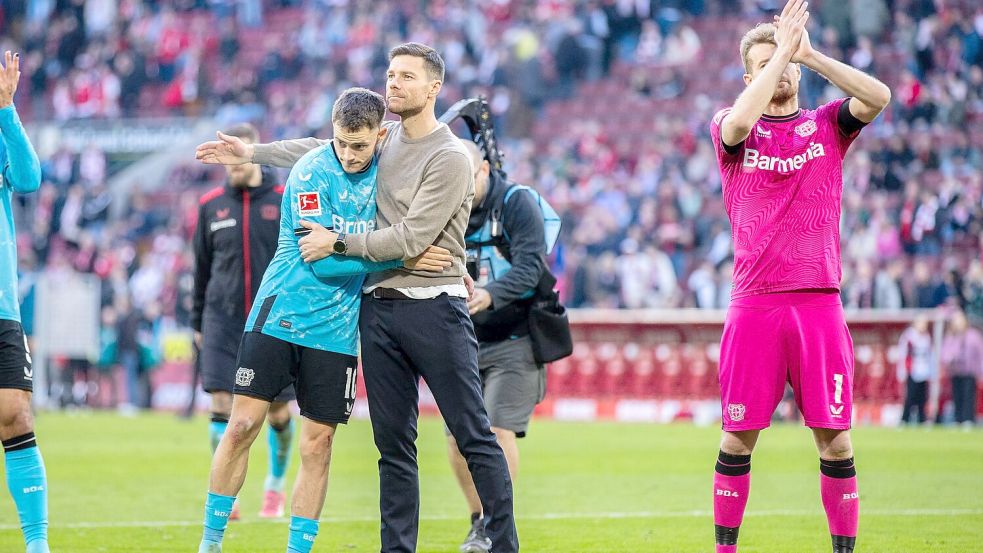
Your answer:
[714,451,751,552]
[819,458,859,538]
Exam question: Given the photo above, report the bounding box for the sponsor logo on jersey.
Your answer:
[755,126,772,138]
[795,120,818,137]
[210,219,237,232]
[235,367,255,387]
[727,403,746,422]
[742,142,827,173]
[298,192,322,216]
[217,208,230,218]
[331,214,375,235]
[279,320,292,329]
[261,204,279,221]
[829,404,845,417]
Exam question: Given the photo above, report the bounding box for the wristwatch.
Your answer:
[332,233,348,254]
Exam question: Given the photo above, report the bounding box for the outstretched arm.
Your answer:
[252,137,327,168]
[0,51,40,193]
[721,0,809,147]
[195,132,327,168]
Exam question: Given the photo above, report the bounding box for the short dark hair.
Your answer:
[388,42,445,82]
[331,87,386,132]
[223,123,259,144]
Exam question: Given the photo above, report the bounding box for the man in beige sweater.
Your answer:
[195,43,517,553]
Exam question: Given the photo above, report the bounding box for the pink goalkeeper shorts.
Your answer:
[719,291,854,431]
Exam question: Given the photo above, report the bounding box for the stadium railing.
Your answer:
[118,309,977,426]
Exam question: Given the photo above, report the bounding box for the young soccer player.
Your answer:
[197,87,450,553]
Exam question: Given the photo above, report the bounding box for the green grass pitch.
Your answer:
[1,413,981,552]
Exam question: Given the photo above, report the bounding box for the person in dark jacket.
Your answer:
[448,140,548,553]
[191,123,295,520]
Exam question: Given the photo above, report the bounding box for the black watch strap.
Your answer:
[333,233,347,254]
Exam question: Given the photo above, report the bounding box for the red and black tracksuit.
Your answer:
[191,167,284,394]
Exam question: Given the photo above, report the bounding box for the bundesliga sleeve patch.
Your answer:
[297,192,322,216]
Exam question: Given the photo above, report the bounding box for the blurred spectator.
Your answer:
[661,21,701,65]
[911,261,948,308]
[849,0,889,41]
[873,259,904,309]
[95,305,121,408]
[897,316,937,425]
[940,310,982,427]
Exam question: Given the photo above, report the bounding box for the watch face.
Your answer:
[333,240,346,254]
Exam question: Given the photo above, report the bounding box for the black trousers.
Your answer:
[360,293,518,553]
[902,377,929,424]
[951,375,978,424]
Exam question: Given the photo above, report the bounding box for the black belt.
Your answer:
[368,288,412,300]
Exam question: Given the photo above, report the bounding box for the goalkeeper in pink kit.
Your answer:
[708,1,891,552]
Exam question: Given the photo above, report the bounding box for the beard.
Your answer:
[387,96,427,118]
[771,82,798,104]
[228,167,258,188]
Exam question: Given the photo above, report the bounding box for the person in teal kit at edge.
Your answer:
[0,50,48,553]
[197,88,453,553]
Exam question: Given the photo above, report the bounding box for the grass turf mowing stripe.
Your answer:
[2,508,980,531]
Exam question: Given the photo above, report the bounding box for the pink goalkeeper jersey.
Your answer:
[710,98,861,299]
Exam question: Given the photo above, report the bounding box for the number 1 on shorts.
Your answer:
[833,373,844,405]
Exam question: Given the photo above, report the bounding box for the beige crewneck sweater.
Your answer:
[252,121,474,289]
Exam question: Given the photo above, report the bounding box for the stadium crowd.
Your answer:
[1,0,981,409]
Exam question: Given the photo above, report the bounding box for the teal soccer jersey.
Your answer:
[244,144,399,356]
[0,105,42,323]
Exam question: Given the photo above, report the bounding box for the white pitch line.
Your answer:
[1,508,981,531]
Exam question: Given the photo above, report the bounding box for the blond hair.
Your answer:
[740,23,778,73]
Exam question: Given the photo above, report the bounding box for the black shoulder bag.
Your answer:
[528,268,573,364]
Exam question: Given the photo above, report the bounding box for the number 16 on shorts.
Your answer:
[344,366,357,416]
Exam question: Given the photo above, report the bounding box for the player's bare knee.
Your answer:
[813,429,852,459]
[819,436,853,460]
[0,403,33,437]
[299,429,334,465]
[720,430,758,456]
[225,416,261,450]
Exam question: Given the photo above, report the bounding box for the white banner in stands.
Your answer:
[33,270,101,407]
